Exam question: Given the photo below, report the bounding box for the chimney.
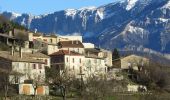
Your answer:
[19,47,23,58]
[11,46,14,56]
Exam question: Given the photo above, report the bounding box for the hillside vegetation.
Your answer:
[0,15,27,33]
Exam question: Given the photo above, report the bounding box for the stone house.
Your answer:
[0,50,50,95]
[50,50,85,78]
[112,55,149,71]
[58,40,84,54]
[84,48,108,77]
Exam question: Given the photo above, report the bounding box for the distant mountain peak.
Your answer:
[78,6,97,11]
[2,0,170,53]
[65,9,77,17]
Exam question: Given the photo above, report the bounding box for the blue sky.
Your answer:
[0,0,118,15]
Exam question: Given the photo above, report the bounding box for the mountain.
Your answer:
[1,0,170,53]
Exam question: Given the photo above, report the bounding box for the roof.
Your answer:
[43,34,57,38]
[49,50,83,56]
[58,41,84,48]
[85,48,101,53]
[85,54,104,59]
[0,51,49,63]
[84,48,105,59]
[33,33,42,36]
[0,33,16,39]
[24,52,49,58]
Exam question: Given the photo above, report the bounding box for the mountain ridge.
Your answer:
[1,0,170,53]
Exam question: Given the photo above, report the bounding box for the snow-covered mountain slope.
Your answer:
[1,0,170,53]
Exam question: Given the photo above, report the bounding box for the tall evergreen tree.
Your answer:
[112,48,120,60]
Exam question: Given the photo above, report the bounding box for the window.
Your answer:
[33,64,36,69]
[39,64,42,69]
[78,48,79,53]
[14,76,19,84]
[79,58,81,63]
[45,59,48,65]
[66,57,69,62]
[80,66,82,73]
[50,39,53,43]
[72,58,74,63]
[73,66,75,70]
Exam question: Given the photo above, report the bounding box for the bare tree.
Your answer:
[0,68,23,100]
[46,66,73,100]
[31,74,44,97]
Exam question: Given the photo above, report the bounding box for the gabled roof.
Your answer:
[33,33,42,36]
[49,50,83,56]
[58,41,84,48]
[85,48,101,53]
[0,51,49,63]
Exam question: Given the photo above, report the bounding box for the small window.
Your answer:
[15,76,19,84]
[80,66,82,73]
[50,39,53,43]
[73,66,75,70]
[72,58,74,63]
[33,64,36,69]
[66,57,69,62]
[79,58,81,63]
[45,59,48,65]
[39,64,42,69]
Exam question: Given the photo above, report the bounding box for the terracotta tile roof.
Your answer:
[49,50,83,56]
[58,41,84,48]
[0,51,49,63]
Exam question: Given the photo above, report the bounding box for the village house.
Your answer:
[58,36,83,43]
[0,50,50,95]
[0,29,28,47]
[84,48,108,77]
[57,40,84,54]
[0,33,17,46]
[112,54,149,71]
[26,32,59,54]
[50,50,85,79]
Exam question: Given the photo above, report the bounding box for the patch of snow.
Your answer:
[96,9,104,20]
[164,54,170,60]
[78,6,97,11]
[158,18,169,23]
[34,16,42,19]
[127,25,149,39]
[162,1,170,9]
[21,18,26,26]
[65,9,77,17]
[11,12,21,17]
[125,0,138,10]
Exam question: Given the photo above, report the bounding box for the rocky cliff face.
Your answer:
[2,0,170,53]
